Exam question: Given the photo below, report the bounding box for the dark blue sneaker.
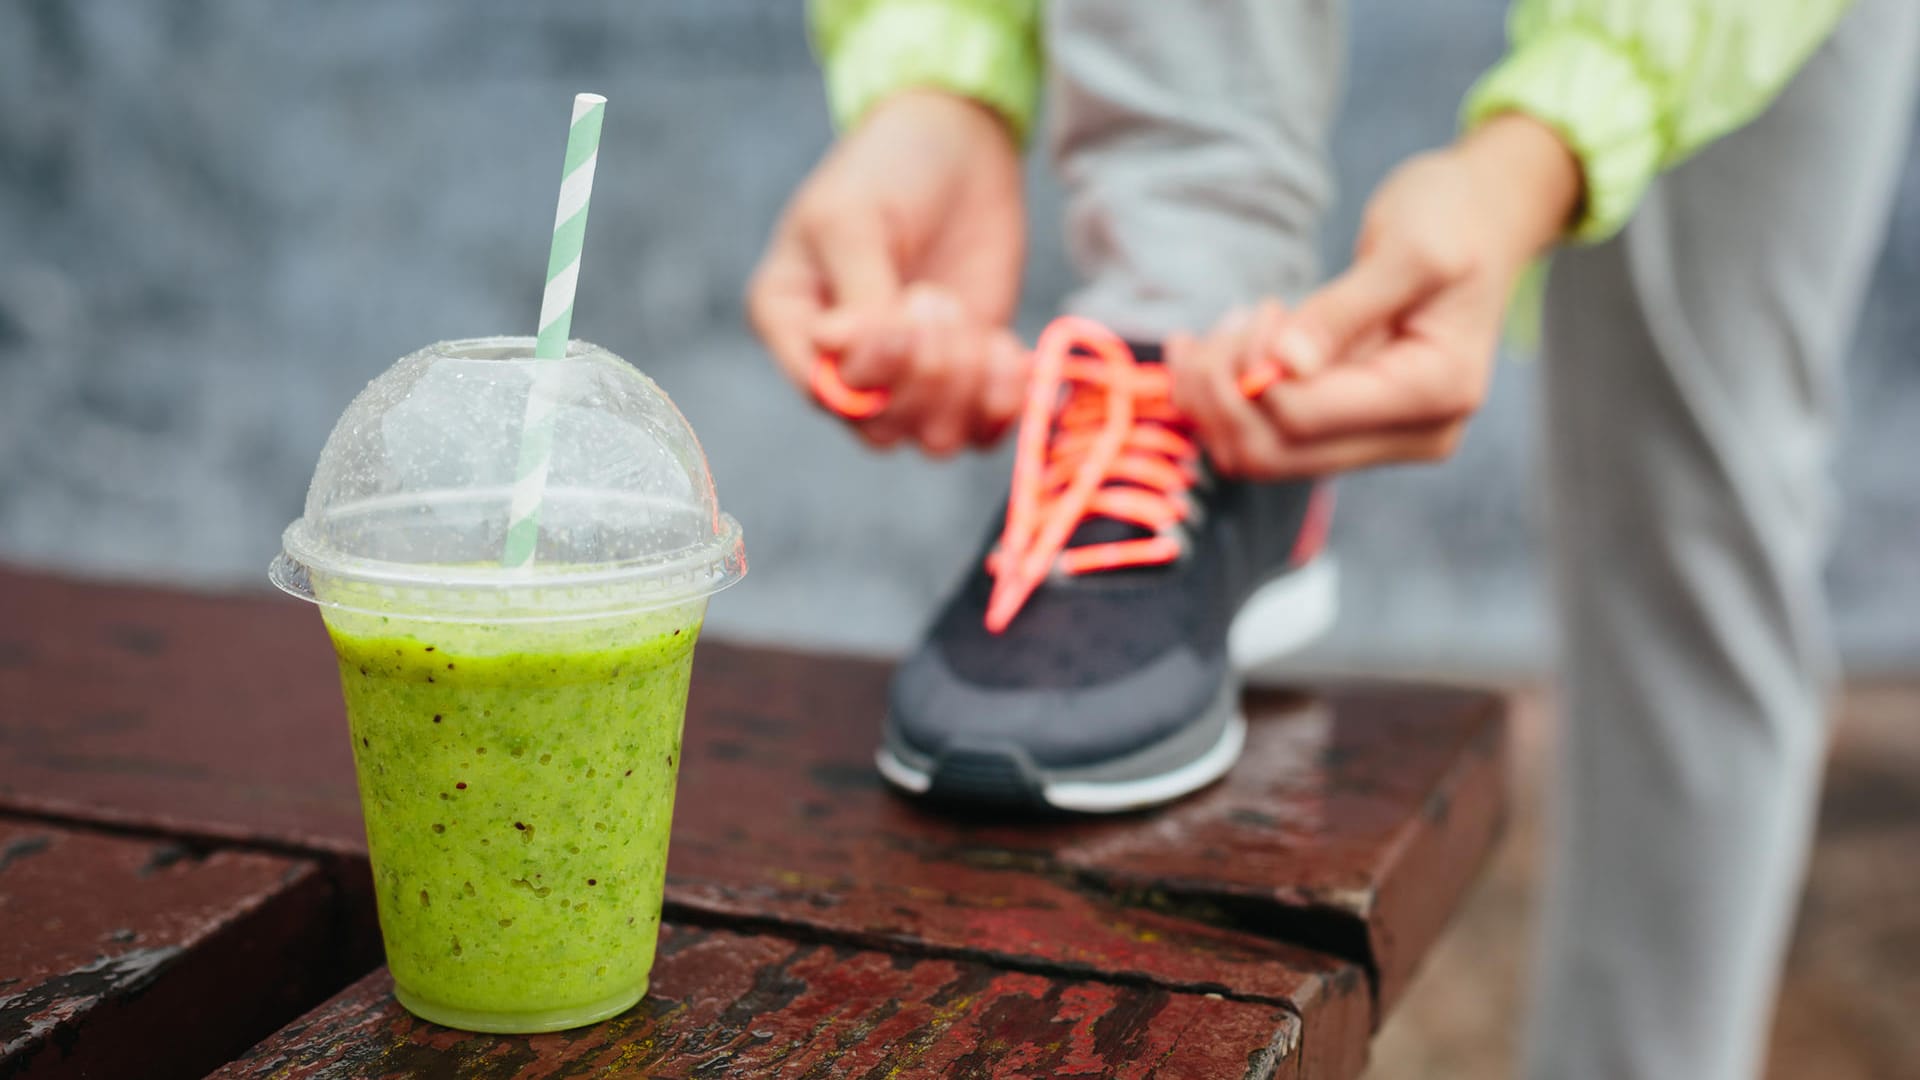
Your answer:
[876,319,1337,813]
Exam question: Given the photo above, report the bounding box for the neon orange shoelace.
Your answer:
[983,317,1202,633]
[811,319,1294,633]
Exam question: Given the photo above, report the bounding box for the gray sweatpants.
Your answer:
[1045,2,1920,1079]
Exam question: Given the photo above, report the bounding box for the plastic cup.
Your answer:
[271,336,744,1032]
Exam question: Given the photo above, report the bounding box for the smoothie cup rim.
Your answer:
[270,512,745,622]
[420,335,617,366]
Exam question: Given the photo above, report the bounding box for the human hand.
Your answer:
[1170,114,1583,478]
[745,90,1028,453]
[816,283,1031,453]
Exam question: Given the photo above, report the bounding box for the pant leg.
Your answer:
[1045,0,1344,339]
[1531,3,1920,1078]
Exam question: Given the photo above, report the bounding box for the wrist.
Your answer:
[882,87,1017,134]
[863,88,1020,154]
[1457,113,1584,258]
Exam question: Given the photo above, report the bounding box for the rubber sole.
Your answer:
[1231,554,1340,680]
[876,557,1339,814]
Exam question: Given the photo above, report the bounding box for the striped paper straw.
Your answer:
[502,92,606,569]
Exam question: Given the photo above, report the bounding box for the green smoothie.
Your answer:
[324,609,699,1032]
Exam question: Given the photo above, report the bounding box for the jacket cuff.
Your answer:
[1462,26,1664,243]
[815,1,1041,142]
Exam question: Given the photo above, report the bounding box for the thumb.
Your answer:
[745,237,827,390]
[1278,246,1438,377]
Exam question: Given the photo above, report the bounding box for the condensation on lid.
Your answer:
[271,336,745,621]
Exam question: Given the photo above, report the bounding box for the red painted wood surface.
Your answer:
[676,648,1503,1018]
[0,568,361,853]
[0,565,1509,1076]
[0,567,1502,1006]
[0,821,341,1080]
[214,923,1308,1080]
[1064,684,1507,1013]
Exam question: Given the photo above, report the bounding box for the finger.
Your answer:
[1208,301,1294,474]
[878,316,957,452]
[804,232,906,420]
[1168,327,1236,472]
[1165,332,1208,426]
[1221,307,1282,470]
[915,318,974,457]
[853,420,907,451]
[1257,340,1464,441]
[809,303,895,419]
[836,315,913,440]
[836,315,913,391]
[1237,299,1291,383]
[1261,293,1495,441]
[1207,308,1289,476]
[850,352,910,445]
[903,281,966,323]
[835,283,956,391]
[814,211,900,316]
[1234,418,1467,481]
[972,329,1029,446]
[902,282,983,453]
[1193,314,1259,474]
[813,305,860,352]
[745,238,825,389]
[1209,374,1290,480]
[1273,248,1441,376]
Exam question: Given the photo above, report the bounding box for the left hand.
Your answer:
[744,90,1027,454]
[1170,114,1584,478]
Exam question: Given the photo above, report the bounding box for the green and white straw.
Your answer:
[503,92,606,569]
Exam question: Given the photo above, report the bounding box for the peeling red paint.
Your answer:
[0,568,1507,1078]
[0,821,341,1080]
[213,926,1303,1079]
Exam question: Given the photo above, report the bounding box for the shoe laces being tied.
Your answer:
[985,316,1201,633]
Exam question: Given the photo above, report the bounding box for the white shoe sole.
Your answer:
[1229,555,1340,680]
[875,557,1339,813]
[1042,711,1247,813]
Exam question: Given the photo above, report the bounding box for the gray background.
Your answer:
[2,0,1915,673]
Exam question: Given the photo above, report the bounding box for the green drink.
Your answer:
[274,338,745,1032]
[324,607,699,1031]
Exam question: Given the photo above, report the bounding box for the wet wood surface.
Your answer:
[0,565,1507,1076]
[214,924,1308,1080]
[0,568,364,853]
[676,648,1504,1018]
[0,821,345,1080]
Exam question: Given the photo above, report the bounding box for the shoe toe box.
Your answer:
[888,637,1226,769]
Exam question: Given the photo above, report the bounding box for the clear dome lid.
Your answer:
[271,336,745,622]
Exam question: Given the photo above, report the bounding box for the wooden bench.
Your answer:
[0,565,1506,1078]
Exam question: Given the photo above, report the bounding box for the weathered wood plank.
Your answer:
[660,651,1375,1075]
[0,567,361,853]
[214,924,1308,1080]
[678,647,1503,1019]
[0,821,345,1080]
[0,566,1510,1073]
[1053,683,1509,1013]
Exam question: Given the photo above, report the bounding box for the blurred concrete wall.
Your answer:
[2,1,1916,672]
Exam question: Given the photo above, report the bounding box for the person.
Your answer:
[746,2,1920,1077]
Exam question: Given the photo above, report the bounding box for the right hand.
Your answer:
[746,90,1029,454]
[1170,115,1581,478]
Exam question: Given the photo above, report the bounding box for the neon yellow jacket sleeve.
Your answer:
[810,1,1851,239]
[1463,0,1855,242]
[809,0,1043,140]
